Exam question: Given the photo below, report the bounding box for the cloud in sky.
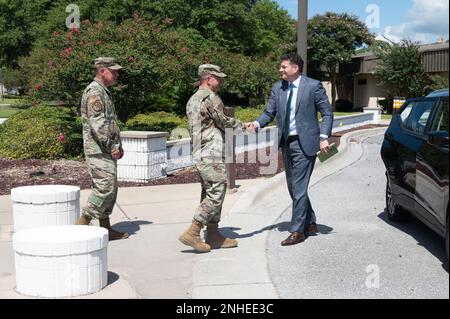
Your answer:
[377,0,449,43]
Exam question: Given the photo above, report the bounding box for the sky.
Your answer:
[275,0,449,44]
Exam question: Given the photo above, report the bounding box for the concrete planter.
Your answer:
[118,131,169,182]
[11,185,80,232]
[13,225,108,297]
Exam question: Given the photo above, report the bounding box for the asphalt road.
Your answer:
[267,133,449,299]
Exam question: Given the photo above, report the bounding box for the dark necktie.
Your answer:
[284,83,294,143]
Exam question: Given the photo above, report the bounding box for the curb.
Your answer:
[316,126,388,168]
[191,126,388,299]
[231,126,388,218]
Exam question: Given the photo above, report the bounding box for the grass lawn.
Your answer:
[0,104,29,118]
[0,98,30,117]
[0,106,19,118]
[0,98,26,105]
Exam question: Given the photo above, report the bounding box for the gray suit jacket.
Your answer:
[256,76,333,156]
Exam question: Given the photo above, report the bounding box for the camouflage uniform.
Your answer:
[187,86,245,225]
[80,79,122,220]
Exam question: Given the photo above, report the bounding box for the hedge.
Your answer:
[0,105,83,159]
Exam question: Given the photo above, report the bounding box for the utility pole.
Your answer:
[298,0,308,75]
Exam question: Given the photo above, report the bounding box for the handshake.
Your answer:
[244,122,258,134]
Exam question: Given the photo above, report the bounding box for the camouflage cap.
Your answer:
[198,64,226,78]
[94,57,122,70]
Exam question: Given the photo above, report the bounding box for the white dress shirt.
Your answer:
[287,76,301,136]
[254,75,328,140]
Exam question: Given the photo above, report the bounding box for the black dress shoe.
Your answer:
[281,232,305,246]
[306,223,318,235]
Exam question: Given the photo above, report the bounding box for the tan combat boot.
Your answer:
[178,220,211,253]
[76,215,92,225]
[206,223,238,249]
[99,217,129,240]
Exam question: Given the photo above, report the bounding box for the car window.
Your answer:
[403,100,435,135]
[431,99,449,133]
[400,102,413,124]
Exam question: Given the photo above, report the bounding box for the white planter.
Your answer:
[118,131,169,182]
[13,225,108,298]
[11,185,80,232]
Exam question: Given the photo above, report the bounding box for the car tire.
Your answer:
[385,178,408,221]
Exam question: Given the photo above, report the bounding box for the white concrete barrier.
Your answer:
[13,225,108,297]
[118,131,168,182]
[11,185,80,232]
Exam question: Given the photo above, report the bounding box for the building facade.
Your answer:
[351,41,449,109]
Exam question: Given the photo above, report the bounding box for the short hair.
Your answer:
[280,52,304,73]
[198,74,210,82]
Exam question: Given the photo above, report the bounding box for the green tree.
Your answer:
[0,0,53,68]
[248,0,295,56]
[307,12,374,108]
[1,0,294,69]
[429,74,449,92]
[1,67,26,91]
[19,15,279,120]
[374,40,430,98]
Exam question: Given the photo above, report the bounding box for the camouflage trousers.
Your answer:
[193,162,227,225]
[82,153,118,220]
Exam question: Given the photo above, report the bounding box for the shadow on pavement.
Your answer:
[107,271,119,285]
[378,209,448,272]
[112,220,152,237]
[180,249,206,254]
[219,222,333,239]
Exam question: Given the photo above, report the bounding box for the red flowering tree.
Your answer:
[19,15,279,120]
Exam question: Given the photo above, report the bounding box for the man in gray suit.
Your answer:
[250,52,333,246]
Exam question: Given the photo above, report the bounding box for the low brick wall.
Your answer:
[122,113,376,177]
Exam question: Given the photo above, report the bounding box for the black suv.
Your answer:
[380,89,449,264]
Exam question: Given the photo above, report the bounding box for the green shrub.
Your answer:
[0,105,83,159]
[19,15,280,121]
[429,74,449,92]
[125,111,188,133]
[234,106,265,123]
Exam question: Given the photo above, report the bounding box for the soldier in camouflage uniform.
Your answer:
[76,57,128,241]
[179,64,249,253]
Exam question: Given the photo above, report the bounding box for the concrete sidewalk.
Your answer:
[0,126,388,299]
[0,178,268,298]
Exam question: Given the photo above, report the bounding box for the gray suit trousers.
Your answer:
[283,136,317,233]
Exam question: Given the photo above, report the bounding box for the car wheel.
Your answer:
[385,179,407,221]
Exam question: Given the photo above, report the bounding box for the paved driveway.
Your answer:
[267,133,449,299]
